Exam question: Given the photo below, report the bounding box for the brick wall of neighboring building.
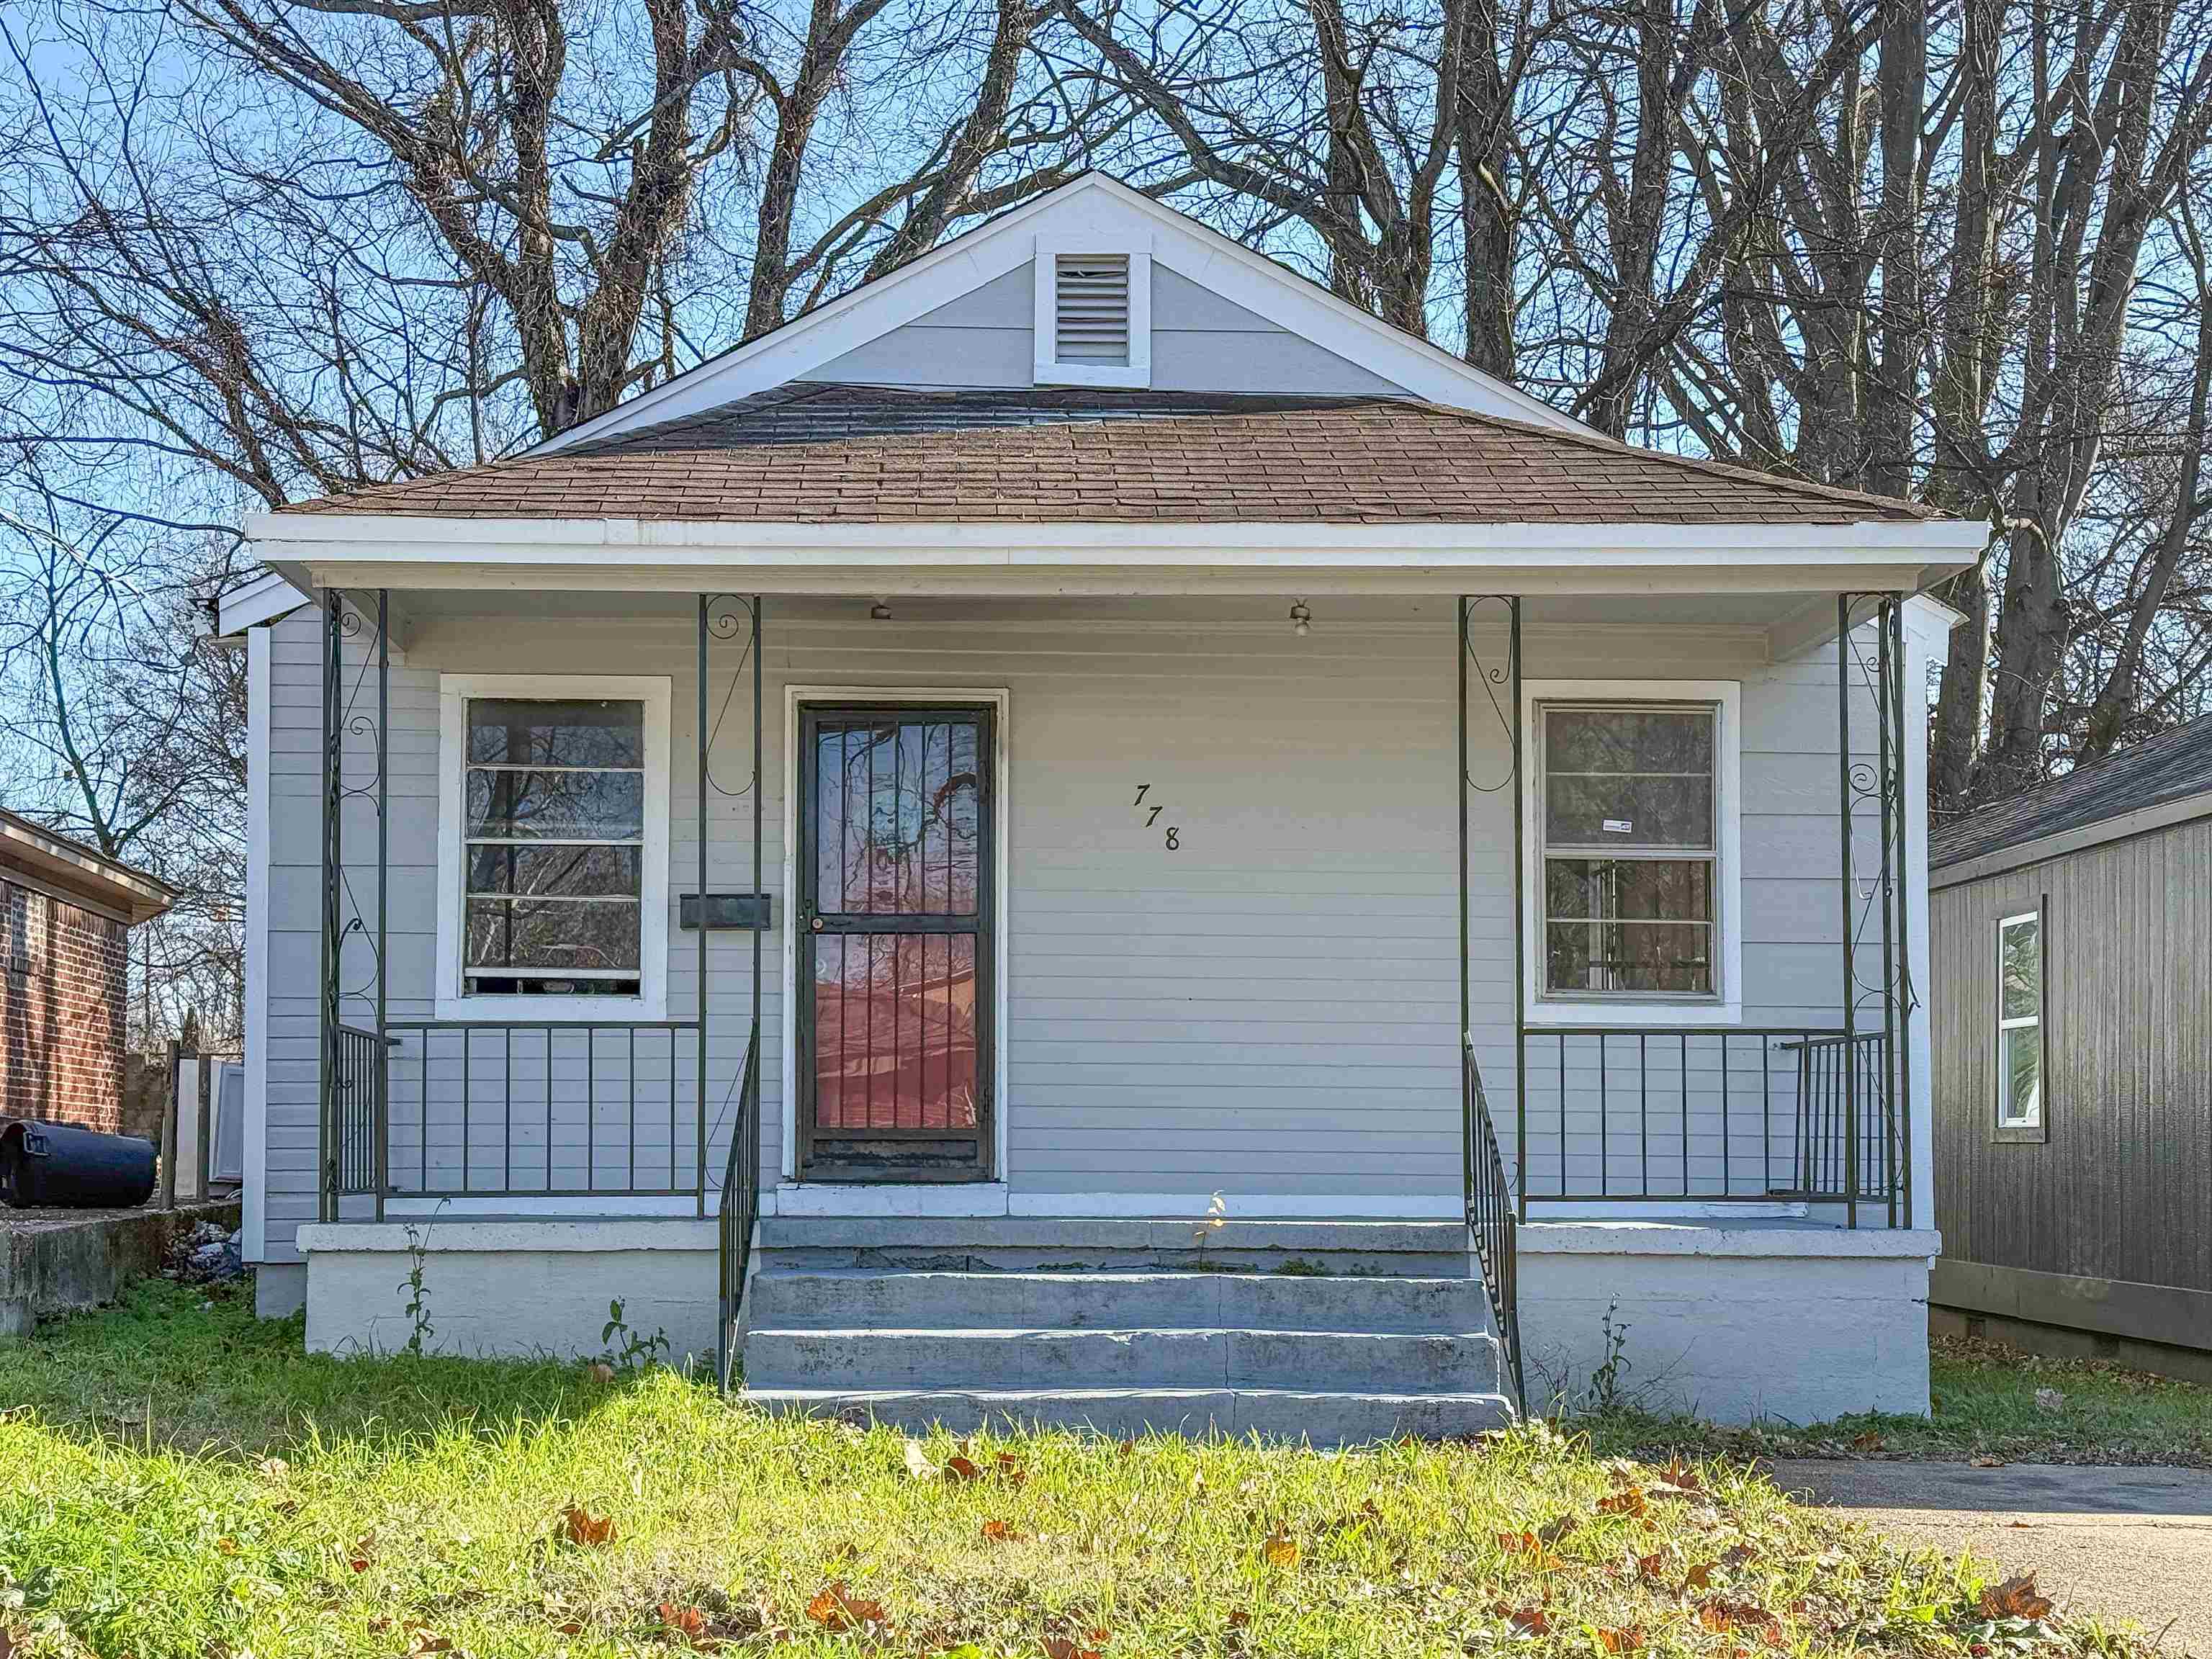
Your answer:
[1,875,128,1133]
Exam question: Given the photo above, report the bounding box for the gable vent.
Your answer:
[1054,255,1130,364]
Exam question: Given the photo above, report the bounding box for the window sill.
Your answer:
[431,994,669,1025]
[1523,999,1743,1028]
[1991,1121,2048,1145]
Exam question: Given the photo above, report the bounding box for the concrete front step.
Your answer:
[756,1216,1473,1276]
[742,1385,1514,1442]
[747,1268,1499,1336]
[743,1324,1506,1394]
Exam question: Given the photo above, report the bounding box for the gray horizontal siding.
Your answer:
[810,261,1408,396]
[256,601,1884,1249]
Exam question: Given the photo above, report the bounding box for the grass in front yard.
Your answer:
[1583,1336,2212,1470]
[0,1283,2142,1658]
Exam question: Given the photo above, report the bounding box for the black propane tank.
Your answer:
[0,1120,159,1208]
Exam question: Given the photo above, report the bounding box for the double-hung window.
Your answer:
[1525,684,1740,1017]
[437,676,670,1017]
[1994,907,2045,1138]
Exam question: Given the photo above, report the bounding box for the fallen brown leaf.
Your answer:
[1508,1606,1550,1635]
[1684,1562,1713,1591]
[1042,1636,1105,1659]
[659,1603,709,1640]
[1594,1624,1643,1653]
[1596,1488,1646,1519]
[981,1519,1023,1543]
[560,1505,616,1547]
[1699,1601,1784,1645]
[1980,1575,2054,1621]
[945,1454,984,1482]
[1262,1529,1298,1568]
[804,1581,886,1633]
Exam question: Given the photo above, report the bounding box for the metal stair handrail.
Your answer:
[1464,1037,1527,1414]
[715,1023,762,1391]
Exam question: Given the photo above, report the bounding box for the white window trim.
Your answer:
[436,673,672,1021]
[1519,679,1743,1026]
[1033,236,1151,389]
[779,685,1013,1186]
[1993,908,2044,1130]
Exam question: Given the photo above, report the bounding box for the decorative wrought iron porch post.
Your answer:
[1457,595,1524,1221]
[1835,595,1860,1228]
[697,596,709,1216]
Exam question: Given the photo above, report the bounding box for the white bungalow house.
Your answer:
[222,174,1975,1435]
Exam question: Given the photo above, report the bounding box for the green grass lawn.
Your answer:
[0,1284,2159,1659]
[1584,1336,2212,1470]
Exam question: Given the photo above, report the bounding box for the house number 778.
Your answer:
[1131,784,1180,850]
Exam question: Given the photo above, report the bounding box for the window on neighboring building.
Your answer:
[1537,701,1721,999]
[1995,908,2044,1133]
[438,677,668,1015]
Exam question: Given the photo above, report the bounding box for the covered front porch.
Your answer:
[271,572,1943,1424]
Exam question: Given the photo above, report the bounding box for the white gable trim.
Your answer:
[216,567,312,636]
[534,174,1583,454]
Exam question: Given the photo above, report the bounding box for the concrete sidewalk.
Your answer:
[1768,1460,2212,1655]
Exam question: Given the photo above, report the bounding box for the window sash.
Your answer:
[457,696,647,996]
[1994,911,2044,1127]
[1537,700,1722,998]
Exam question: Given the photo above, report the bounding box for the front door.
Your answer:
[796,704,994,1181]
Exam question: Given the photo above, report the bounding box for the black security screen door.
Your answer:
[796,705,994,1181]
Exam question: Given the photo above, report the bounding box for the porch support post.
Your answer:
[318,590,341,1223]
[1509,598,1524,1224]
[1875,597,1899,1227]
[1886,595,1912,1228]
[697,595,710,1216]
[374,589,389,1222]
[1835,595,1859,1229]
[751,595,763,1197]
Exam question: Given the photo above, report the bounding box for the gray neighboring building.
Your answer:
[1929,714,2212,1378]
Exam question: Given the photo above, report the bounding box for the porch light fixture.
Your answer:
[870,598,892,621]
[1289,599,1312,637]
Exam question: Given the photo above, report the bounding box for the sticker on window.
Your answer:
[1601,818,1634,834]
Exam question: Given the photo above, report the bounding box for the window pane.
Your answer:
[1544,707,1716,850]
[467,698,643,768]
[464,897,640,972]
[811,932,979,1133]
[812,716,981,916]
[2000,1022,2041,1125]
[467,844,641,899]
[1545,858,1712,922]
[1546,920,1712,994]
[1545,707,1713,773]
[467,770,644,840]
[1999,917,2040,1020]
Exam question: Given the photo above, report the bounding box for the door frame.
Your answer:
[780,685,1012,1184]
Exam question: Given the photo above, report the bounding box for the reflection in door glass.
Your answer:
[811,934,979,1130]
[813,721,980,915]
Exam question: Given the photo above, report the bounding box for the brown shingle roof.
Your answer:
[281,384,1935,526]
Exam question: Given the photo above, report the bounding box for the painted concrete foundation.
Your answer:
[254,1259,307,1319]
[1516,1220,1938,1423]
[1,1199,240,1336]
[295,1219,717,1362]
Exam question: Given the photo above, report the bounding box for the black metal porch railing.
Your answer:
[1777,1033,1902,1215]
[1515,1026,1895,1215]
[328,1023,396,1200]
[371,1018,705,1202]
[1462,1040,1526,1413]
[716,1021,763,1391]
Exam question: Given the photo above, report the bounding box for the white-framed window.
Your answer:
[436,675,670,1019]
[1993,906,2046,1138]
[1521,680,1743,1024]
[1033,238,1151,388]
